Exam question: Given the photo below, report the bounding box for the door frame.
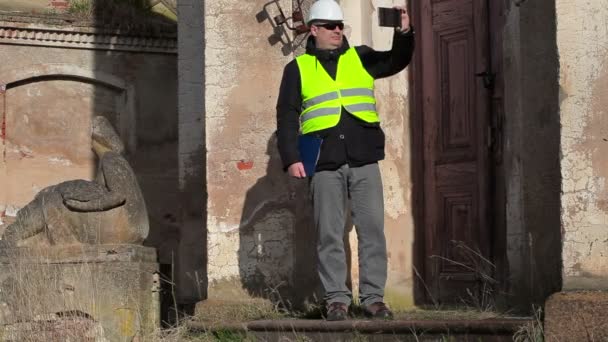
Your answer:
[408,0,506,306]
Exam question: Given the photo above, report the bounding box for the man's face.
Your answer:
[310,21,344,50]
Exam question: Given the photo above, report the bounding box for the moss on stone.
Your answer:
[384,288,415,311]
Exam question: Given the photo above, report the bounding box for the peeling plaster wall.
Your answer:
[205,0,295,300]
[557,0,608,290]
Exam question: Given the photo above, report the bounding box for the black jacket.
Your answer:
[276,28,415,172]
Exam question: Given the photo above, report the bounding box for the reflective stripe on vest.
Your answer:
[296,48,379,134]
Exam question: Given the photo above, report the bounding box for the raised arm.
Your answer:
[356,7,415,79]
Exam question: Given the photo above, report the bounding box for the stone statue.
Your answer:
[1,116,149,246]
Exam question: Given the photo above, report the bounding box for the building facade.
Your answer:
[1,0,606,316]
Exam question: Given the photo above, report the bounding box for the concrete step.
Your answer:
[187,317,533,341]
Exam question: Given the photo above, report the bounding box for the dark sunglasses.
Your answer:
[315,22,344,31]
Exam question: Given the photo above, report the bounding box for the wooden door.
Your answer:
[413,0,493,305]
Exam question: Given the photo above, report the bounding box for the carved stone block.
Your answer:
[0,244,159,342]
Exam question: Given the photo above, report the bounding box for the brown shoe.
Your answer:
[363,302,393,320]
[326,302,348,321]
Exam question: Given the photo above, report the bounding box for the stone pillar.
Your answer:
[177,0,207,305]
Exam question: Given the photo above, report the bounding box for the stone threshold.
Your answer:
[187,317,532,341]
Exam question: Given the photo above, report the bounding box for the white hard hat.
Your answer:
[307,0,344,24]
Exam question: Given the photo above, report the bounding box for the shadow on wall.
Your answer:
[256,0,309,56]
[238,135,322,311]
[89,0,188,324]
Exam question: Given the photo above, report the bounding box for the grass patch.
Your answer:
[513,306,544,342]
[194,299,287,326]
[192,300,509,324]
[146,325,257,342]
[66,0,150,17]
[393,308,505,321]
[0,245,161,341]
[61,0,176,31]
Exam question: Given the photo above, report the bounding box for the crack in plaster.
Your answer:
[558,0,608,283]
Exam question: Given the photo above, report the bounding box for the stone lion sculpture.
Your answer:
[1,116,149,246]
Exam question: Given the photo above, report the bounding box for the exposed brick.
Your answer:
[50,1,69,9]
[237,160,254,170]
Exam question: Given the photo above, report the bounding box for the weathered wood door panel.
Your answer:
[417,0,492,304]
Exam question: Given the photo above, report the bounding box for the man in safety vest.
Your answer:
[276,0,414,321]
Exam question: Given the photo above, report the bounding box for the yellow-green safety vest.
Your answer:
[296,47,379,134]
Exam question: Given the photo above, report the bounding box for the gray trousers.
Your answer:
[310,163,387,307]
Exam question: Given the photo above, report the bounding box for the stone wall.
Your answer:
[204,0,295,300]
[0,16,179,268]
[557,0,608,290]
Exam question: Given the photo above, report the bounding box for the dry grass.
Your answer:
[194,299,286,326]
[67,0,149,18]
[428,240,499,312]
[393,308,504,321]
[0,237,538,341]
[145,323,261,342]
[513,306,544,342]
[60,0,176,32]
[0,249,105,341]
[1,314,105,342]
[189,239,515,327]
[0,245,157,341]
